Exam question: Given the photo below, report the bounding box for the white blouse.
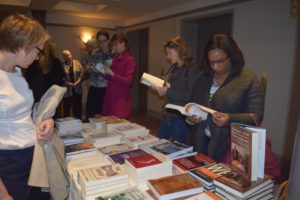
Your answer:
[0,67,35,149]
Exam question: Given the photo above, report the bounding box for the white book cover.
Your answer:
[140,72,170,89]
[114,123,149,138]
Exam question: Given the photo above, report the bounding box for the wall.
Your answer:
[125,0,299,164]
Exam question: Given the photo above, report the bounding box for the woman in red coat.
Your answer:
[103,32,136,118]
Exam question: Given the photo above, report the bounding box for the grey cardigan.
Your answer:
[190,68,264,161]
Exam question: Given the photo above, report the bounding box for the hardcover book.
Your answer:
[108,149,149,165]
[230,123,266,181]
[147,173,203,200]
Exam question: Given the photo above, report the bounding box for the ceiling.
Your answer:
[0,0,207,21]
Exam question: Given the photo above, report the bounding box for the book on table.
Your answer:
[149,140,193,159]
[140,72,170,89]
[65,141,96,156]
[165,103,216,120]
[173,153,215,174]
[97,143,134,155]
[83,131,122,148]
[60,132,85,145]
[147,173,203,200]
[108,148,149,165]
[122,134,159,148]
[114,122,149,138]
[230,123,266,181]
[188,163,233,190]
[214,167,273,199]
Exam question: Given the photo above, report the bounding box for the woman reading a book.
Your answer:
[0,13,53,200]
[102,32,136,118]
[187,33,264,161]
[156,36,200,143]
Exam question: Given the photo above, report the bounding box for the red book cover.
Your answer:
[173,153,215,171]
[127,154,161,168]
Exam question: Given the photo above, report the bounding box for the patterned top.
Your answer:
[87,48,114,87]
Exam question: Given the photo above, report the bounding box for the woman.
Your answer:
[156,36,200,143]
[0,13,53,200]
[62,50,84,119]
[86,30,114,119]
[103,32,136,119]
[188,33,264,161]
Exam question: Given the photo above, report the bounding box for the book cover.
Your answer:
[140,72,170,89]
[147,173,203,200]
[185,191,222,200]
[189,163,232,186]
[97,143,133,155]
[173,153,215,171]
[108,149,149,165]
[231,123,265,181]
[151,140,193,158]
[126,153,161,168]
[65,141,95,155]
[100,187,153,200]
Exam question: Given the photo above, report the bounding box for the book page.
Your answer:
[140,72,170,88]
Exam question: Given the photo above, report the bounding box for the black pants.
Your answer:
[63,93,82,119]
[0,147,50,200]
[86,86,106,119]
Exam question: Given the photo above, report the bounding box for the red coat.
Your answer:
[103,52,136,118]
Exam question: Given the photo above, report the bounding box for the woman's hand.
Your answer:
[104,66,114,77]
[37,119,54,143]
[157,86,168,96]
[212,112,229,127]
[186,115,202,124]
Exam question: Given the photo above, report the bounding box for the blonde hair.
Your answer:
[163,36,194,66]
[0,13,49,53]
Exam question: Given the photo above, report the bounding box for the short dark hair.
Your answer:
[110,32,130,51]
[96,30,110,41]
[201,33,245,75]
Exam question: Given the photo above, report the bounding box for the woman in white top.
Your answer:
[0,13,53,200]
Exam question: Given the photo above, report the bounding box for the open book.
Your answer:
[165,103,216,120]
[140,72,170,89]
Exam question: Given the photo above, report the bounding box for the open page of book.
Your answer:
[140,72,170,89]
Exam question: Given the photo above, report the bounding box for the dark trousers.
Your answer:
[86,86,106,119]
[63,93,82,119]
[0,147,50,200]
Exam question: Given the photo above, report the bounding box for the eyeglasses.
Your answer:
[164,40,178,48]
[98,39,108,44]
[35,46,45,57]
[209,56,229,66]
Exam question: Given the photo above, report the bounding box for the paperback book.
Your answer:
[150,140,193,159]
[140,72,170,89]
[108,149,149,165]
[147,173,203,200]
[97,143,134,155]
[65,141,96,156]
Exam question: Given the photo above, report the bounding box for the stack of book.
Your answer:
[146,140,196,160]
[214,169,274,200]
[122,134,159,148]
[114,122,150,138]
[189,163,232,191]
[83,131,122,148]
[108,149,149,165]
[55,117,83,133]
[125,152,173,188]
[172,153,215,175]
[65,141,97,160]
[77,163,129,198]
[60,131,86,145]
[103,118,130,132]
[147,173,204,200]
[185,191,223,200]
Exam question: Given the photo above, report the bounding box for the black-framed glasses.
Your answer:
[164,40,178,48]
[35,46,45,57]
[209,56,229,66]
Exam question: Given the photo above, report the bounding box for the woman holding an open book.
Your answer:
[156,36,200,143]
[187,33,264,161]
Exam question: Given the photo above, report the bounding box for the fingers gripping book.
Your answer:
[140,72,170,89]
[165,103,216,120]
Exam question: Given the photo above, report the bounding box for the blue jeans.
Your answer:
[157,115,189,143]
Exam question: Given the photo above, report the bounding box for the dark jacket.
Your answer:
[190,68,264,161]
